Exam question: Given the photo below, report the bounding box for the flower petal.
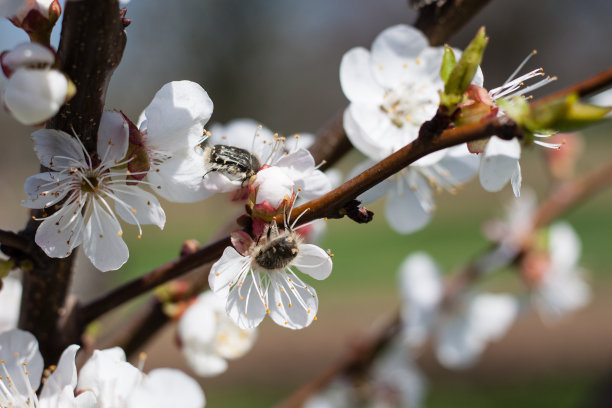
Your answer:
[83,200,129,272]
[113,186,166,229]
[293,244,332,280]
[127,368,205,408]
[4,68,68,125]
[0,329,44,394]
[97,110,129,164]
[370,25,429,89]
[479,136,521,192]
[40,344,80,401]
[209,246,249,293]
[226,272,267,329]
[148,150,213,203]
[144,81,213,152]
[31,129,87,169]
[22,172,72,209]
[268,273,318,329]
[0,277,21,332]
[339,47,384,104]
[398,252,442,346]
[385,173,433,234]
[35,201,85,258]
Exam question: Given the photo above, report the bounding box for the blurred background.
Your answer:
[1,0,612,406]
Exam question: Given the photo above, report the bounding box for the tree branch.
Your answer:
[413,0,492,46]
[0,229,31,255]
[18,0,127,364]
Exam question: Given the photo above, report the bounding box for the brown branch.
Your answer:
[277,157,612,407]
[18,0,127,364]
[0,229,31,255]
[534,66,612,107]
[414,0,492,46]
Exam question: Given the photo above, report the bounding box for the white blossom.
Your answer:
[0,329,96,408]
[398,252,519,369]
[340,25,480,233]
[531,221,591,322]
[209,221,333,330]
[3,68,69,125]
[178,291,257,377]
[136,80,215,203]
[22,111,166,271]
[77,348,205,408]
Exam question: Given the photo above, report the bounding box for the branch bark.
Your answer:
[18,0,127,364]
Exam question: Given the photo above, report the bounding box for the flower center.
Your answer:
[252,234,299,271]
[380,84,438,128]
[79,174,99,192]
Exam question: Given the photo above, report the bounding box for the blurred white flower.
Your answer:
[0,0,23,18]
[340,25,480,234]
[529,221,591,322]
[369,341,426,408]
[178,291,257,377]
[252,165,294,209]
[12,0,56,23]
[3,68,69,125]
[0,277,22,333]
[136,80,215,203]
[22,111,165,271]
[0,329,96,408]
[77,347,205,408]
[398,252,519,369]
[1,42,55,76]
[209,223,333,330]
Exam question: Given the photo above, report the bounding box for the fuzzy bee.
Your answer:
[252,225,300,272]
[201,143,261,184]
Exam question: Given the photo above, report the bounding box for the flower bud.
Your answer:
[248,166,295,221]
[1,42,55,77]
[10,0,61,44]
[3,68,72,125]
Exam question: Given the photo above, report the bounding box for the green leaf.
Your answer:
[440,45,456,84]
[444,27,489,97]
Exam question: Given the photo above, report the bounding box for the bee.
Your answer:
[202,143,261,184]
[252,227,300,271]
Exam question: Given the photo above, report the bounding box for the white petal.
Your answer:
[0,329,44,394]
[254,166,294,207]
[268,273,317,329]
[4,68,68,125]
[339,47,384,104]
[31,129,87,169]
[479,136,521,192]
[77,348,141,406]
[293,244,332,280]
[274,148,315,179]
[35,201,85,258]
[2,42,55,73]
[113,186,166,229]
[437,144,480,184]
[385,173,433,234]
[22,172,72,209]
[40,344,80,401]
[226,272,267,329]
[97,111,129,164]
[549,221,581,269]
[296,170,332,202]
[371,25,429,89]
[343,106,393,161]
[148,150,213,203]
[127,368,205,408]
[511,162,522,197]
[83,200,128,272]
[0,0,23,17]
[398,252,442,346]
[0,277,21,332]
[183,350,228,377]
[435,312,479,369]
[209,246,250,293]
[144,81,213,152]
[467,294,519,343]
